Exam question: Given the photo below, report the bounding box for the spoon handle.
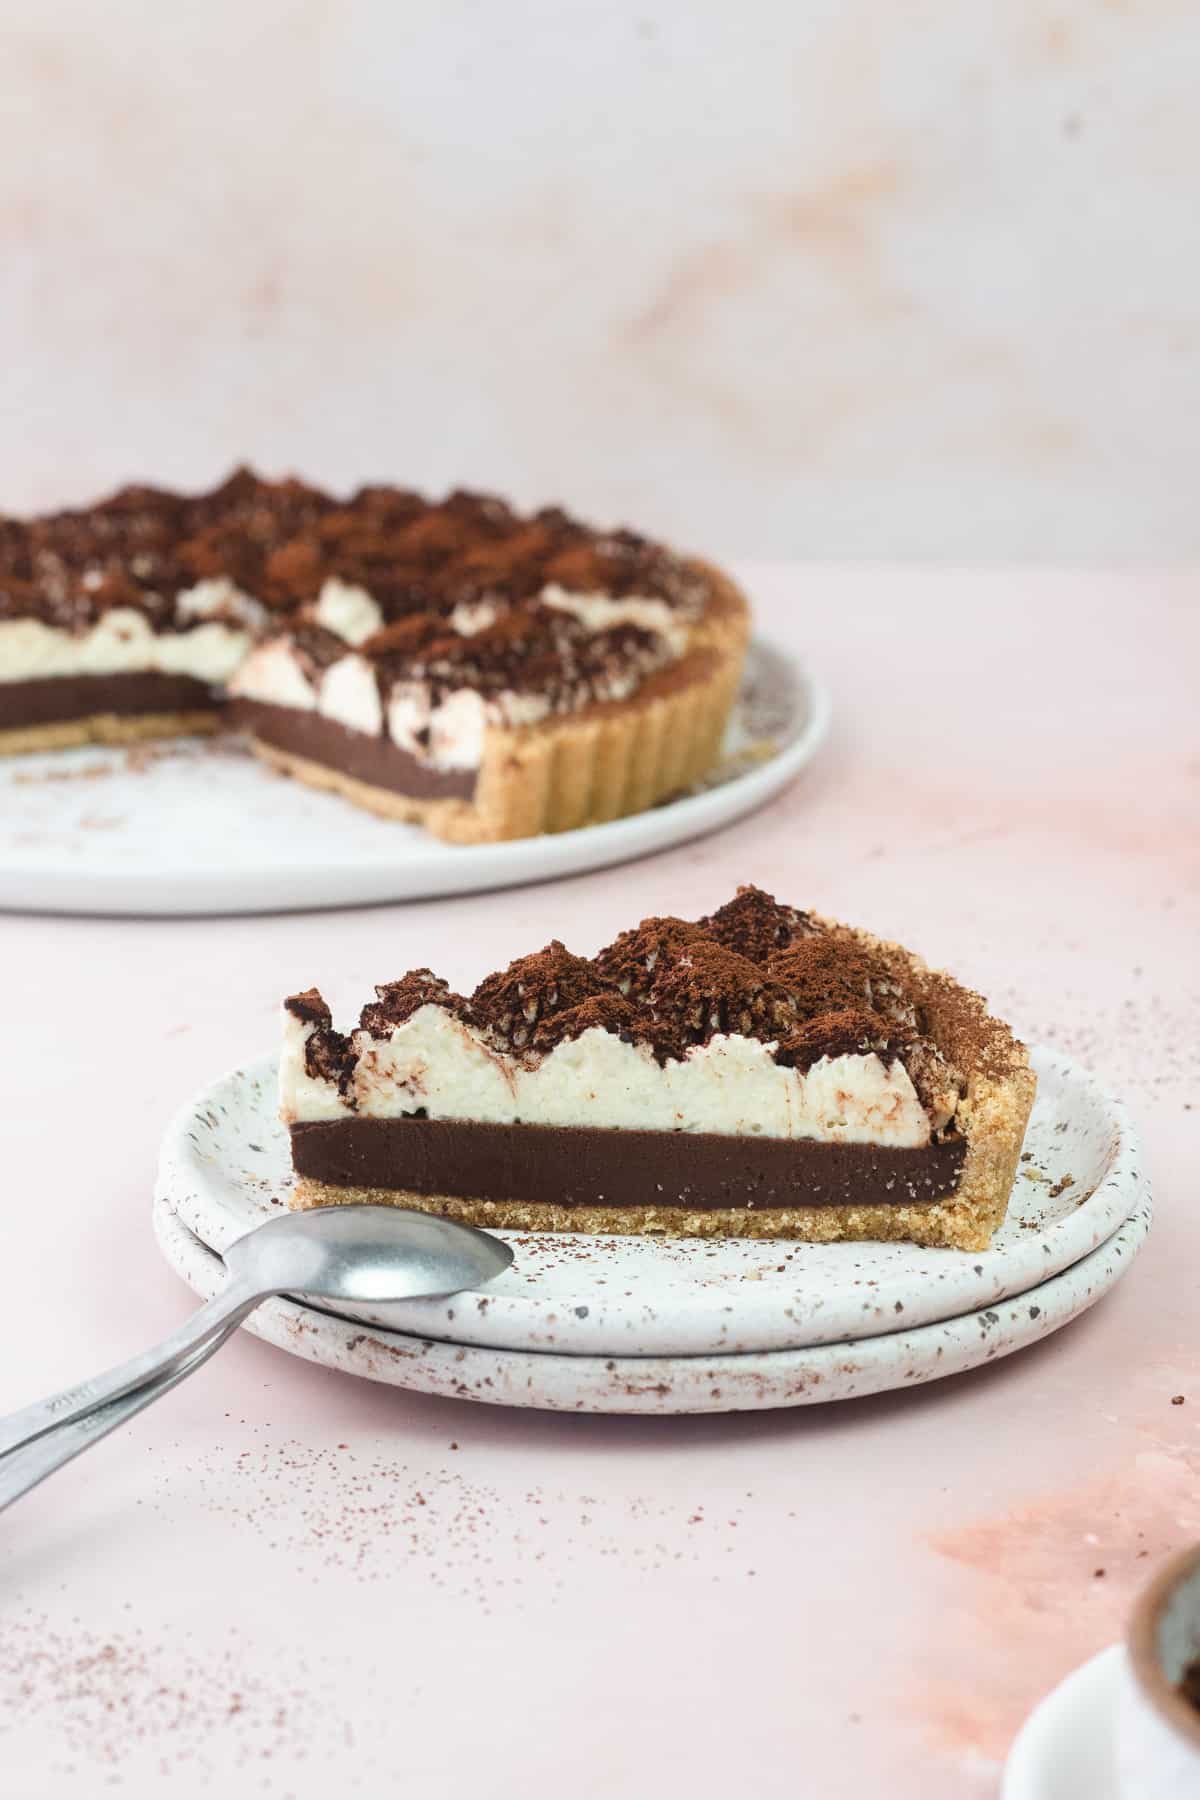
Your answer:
[0,1314,247,1513]
[0,1278,260,1460]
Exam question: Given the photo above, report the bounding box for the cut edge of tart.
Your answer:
[237,562,748,843]
[278,888,1037,1250]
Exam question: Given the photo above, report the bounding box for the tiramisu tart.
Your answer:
[281,887,1037,1250]
[227,490,748,842]
[0,471,749,842]
[0,471,328,755]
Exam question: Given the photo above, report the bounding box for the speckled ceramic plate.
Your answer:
[153,1195,1151,1415]
[1002,1646,1121,1800]
[0,639,827,916]
[156,1044,1149,1358]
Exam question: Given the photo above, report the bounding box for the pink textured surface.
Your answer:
[2,569,1197,1797]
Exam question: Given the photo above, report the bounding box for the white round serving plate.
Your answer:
[156,1044,1149,1358]
[1002,1645,1121,1800]
[153,1195,1151,1415]
[0,639,826,916]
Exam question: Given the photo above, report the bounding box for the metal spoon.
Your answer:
[0,1206,512,1510]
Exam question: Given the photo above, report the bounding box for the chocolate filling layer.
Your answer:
[232,699,476,802]
[290,1118,967,1211]
[0,671,220,730]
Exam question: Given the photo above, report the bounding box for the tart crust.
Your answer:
[0,709,220,756]
[290,1176,1007,1251]
[245,564,750,843]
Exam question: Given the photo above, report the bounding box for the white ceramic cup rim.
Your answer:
[1127,1543,1200,1755]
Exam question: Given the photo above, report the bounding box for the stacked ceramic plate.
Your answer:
[153,1045,1151,1415]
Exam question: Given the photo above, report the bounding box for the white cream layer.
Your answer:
[280,1004,935,1146]
[313,579,383,646]
[541,585,691,657]
[0,606,253,684]
[174,578,268,631]
[233,581,687,772]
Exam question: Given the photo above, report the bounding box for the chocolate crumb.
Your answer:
[359,969,473,1036]
[283,987,330,1026]
[286,987,355,1095]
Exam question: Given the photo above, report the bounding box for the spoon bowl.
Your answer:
[226,1204,514,1305]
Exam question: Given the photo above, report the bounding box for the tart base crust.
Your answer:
[0,710,221,757]
[245,565,751,843]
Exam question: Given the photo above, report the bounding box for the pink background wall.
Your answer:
[5,0,1199,555]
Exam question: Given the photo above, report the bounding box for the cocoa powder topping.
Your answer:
[472,942,609,1050]
[593,917,711,998]
[0,469,712,718]
[531,993,640,1053]
[640,938,793,1055]
[699,885,814,961]
[765,937,875,1015]
[293,886,1019,1105]
[775,1008,913,1072]
[359,971,474,1037]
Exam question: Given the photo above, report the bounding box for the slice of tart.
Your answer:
[0,471,328,754]
[228,490,749,843]
[280,887,1036,1250]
